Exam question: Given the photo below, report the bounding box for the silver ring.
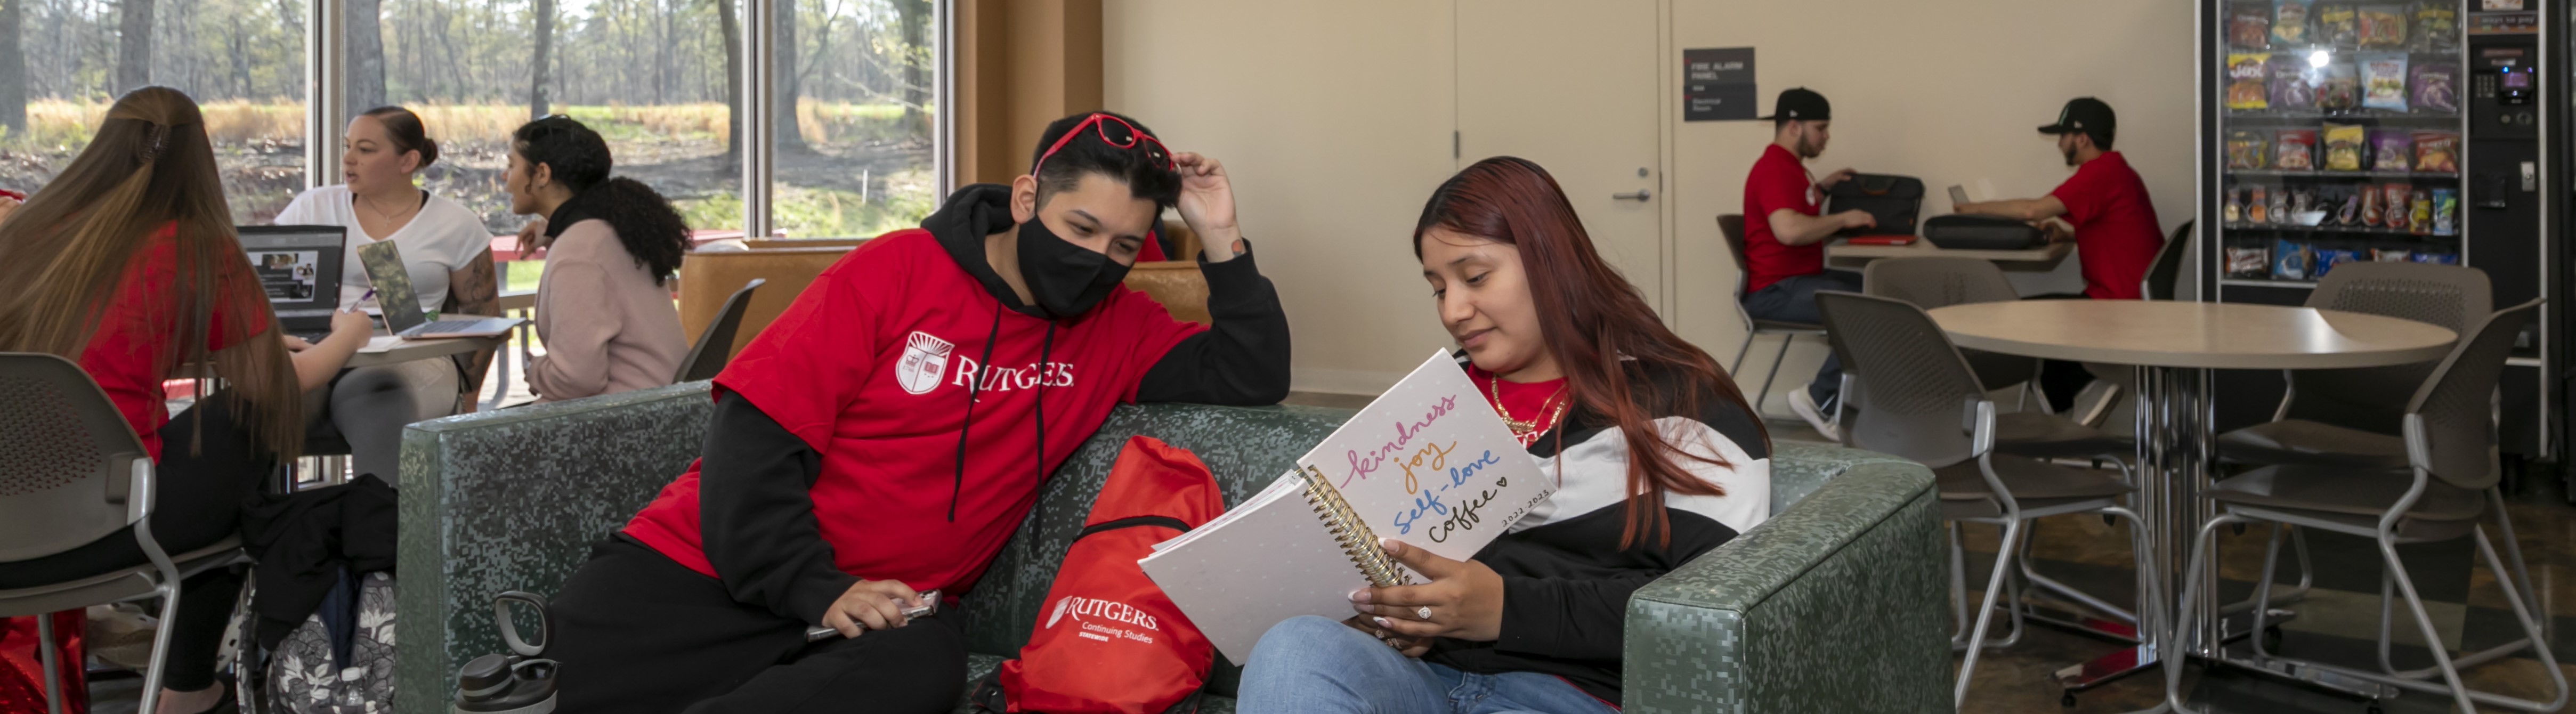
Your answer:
[1416,606,1433,621]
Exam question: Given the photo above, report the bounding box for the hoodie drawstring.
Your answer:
[952,303,1005,522]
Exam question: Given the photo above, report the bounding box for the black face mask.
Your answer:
[1015,216,1130,318]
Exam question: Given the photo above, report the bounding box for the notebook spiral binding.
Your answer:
[1297,465,1413,588]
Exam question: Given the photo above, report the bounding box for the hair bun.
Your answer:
[417,137,440,168]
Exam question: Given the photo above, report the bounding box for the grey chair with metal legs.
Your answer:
[2221,262,2490,469]
[2212,263,2491,620]
[2166,299,2563,714]
[0,353,252,714]
[1720,214,1828,417]
[1861,257,2144,632]
[1813,292,2162,708]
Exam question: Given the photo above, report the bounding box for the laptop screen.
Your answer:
[355,239,427,334]
[237,225,346,315]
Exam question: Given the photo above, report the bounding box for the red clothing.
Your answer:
[76,224,266,461]
[1740,144,1825,294]
[620,228,1205,595]
[2048,151,2165,299]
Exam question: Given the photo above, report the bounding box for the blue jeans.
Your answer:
[1237,616,1618,714]
[1741,270,1862,404]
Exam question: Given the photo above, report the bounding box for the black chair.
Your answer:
[2141,220,2192,301]
[0,353,252,714]
[675,278,766,383]
[1719,215,1828,419]
[2164,299,2562,714]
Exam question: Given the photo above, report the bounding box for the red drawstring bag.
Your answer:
[977,436,1222,714]
[1,611,88,714]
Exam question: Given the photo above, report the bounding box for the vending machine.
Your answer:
[2199,0,2557,476]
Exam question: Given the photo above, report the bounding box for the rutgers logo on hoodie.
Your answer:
[619,228,1209,598]
[895,331,954,394]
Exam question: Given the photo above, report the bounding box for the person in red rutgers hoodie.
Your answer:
[542,110,1291,713]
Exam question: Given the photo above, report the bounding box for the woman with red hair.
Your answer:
[1238,157,1773,712]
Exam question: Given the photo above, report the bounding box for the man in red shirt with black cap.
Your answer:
[1957,96,2166,409]
[1739,86,1875,439]
[541,110,1291,713]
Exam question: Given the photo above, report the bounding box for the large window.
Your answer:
[775,0,936,238]
[372,0,740,235]
[7,0,309,222]
[5,0,939,239]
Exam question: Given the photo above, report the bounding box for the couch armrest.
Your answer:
[1622,455,1949,713]
[393,382,716,714]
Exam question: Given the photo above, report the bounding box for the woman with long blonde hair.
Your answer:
[0,86,370,714]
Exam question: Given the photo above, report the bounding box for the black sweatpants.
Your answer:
[0,391,274,692]
[548,537,968,714]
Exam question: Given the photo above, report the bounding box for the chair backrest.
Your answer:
[0,353,148,562]
[1814,291,1987,468]
[2286,262,2492,430]
[675,278,765,383]
[2143,220,2192,301]
[1862,257,2019,309]
[1718,214,1751,280]
[2404,298,2538,491]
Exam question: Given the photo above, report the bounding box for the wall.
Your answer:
[1100,0,2197,397]
[1102,0,1461,394]
[1667,0,2198,410]
[958,0,1106,186]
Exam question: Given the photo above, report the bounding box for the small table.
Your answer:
[344,315,516,370]
[1823,237,2072,270]
[1925,301,2456,707]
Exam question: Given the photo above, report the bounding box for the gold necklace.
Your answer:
[1487,372,1569,441]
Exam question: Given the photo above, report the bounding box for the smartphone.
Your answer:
[805,589,941,642]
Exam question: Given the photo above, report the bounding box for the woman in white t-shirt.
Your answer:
[275,106,500,481]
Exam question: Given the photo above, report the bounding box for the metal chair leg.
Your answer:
[2376,534,2479,713]
[2489,489,2545,619]
[2471,527,2570,711]
[138,581,181,714]
[1956,518,2026,707]
[2248,524,2285,659]
[2167,513,2249,714]
[1949,522,1969,644]
[2226,524,2313,615]
[1754,334,1795,417]
[1731,329,1756,375]
[37,613,62,714]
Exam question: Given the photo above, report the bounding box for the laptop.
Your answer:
[353,239,523,339]
[239,225,348,342]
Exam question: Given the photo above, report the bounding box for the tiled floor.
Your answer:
[76,394,2575,713]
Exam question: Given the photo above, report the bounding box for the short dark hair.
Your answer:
[1029,110,1182,209]
[2090,131,2115,150]
[360,106,440,169]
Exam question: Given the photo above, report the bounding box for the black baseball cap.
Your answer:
[1759,87,1830,121]
[2037,97,2116,144]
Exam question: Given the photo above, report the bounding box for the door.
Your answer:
[1456,0,1667,309]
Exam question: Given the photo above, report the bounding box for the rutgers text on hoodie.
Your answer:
[619,184,1290,623]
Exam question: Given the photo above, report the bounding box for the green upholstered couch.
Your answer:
[394,382,1949,713]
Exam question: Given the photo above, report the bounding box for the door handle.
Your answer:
[1612,189,1652,201]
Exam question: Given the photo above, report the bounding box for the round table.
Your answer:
[1925,300,2456,704]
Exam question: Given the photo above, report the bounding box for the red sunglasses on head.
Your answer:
[1031,113,1174,177]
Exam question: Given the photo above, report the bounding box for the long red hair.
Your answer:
[1414,157,1766,549]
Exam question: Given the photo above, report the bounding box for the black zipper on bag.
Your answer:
[1075,516,1191,540]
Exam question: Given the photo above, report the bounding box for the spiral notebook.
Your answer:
[1140,351,1554,663]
